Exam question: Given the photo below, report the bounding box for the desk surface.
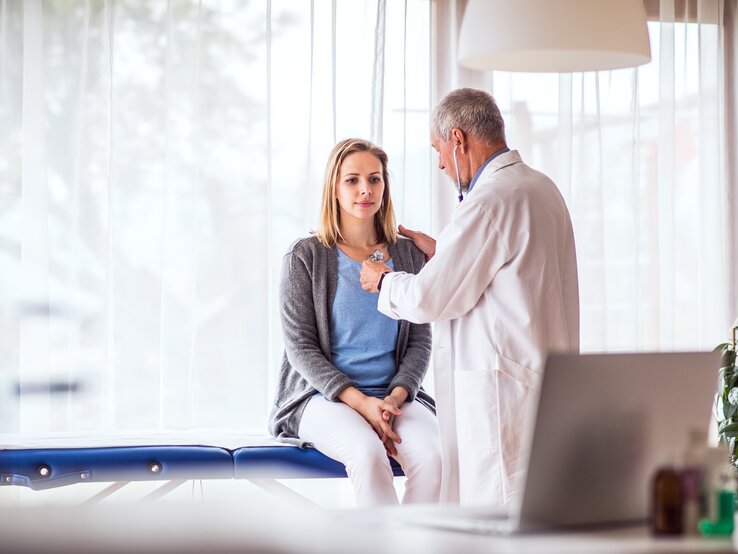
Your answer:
[1,501,734,554]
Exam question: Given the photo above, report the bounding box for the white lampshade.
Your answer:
[458,0,652,73]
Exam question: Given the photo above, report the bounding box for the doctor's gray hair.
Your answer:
[432,88,506,145]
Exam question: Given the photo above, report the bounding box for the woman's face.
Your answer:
[335,151,385,223]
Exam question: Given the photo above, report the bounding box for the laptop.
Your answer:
[398,351,721,534]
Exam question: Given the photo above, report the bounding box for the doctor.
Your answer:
[360,88,580,506]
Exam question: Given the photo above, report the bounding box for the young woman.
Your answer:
[269,138,441,507]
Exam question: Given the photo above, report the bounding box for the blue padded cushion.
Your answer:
[232,446,404,479]
[0,446,233,490]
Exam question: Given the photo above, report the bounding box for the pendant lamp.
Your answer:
[458,0,652,72]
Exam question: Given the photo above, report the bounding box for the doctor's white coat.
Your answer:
[378,150,580,506]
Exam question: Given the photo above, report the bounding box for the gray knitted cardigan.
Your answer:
[268,235,434,446]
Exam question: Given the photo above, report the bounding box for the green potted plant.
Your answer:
[716,318,738,465]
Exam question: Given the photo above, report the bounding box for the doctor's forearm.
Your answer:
[379,282,443,324]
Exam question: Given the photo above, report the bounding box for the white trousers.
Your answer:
[299,395,442,507]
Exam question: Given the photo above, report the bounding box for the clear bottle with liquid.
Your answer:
[682,429,708,535]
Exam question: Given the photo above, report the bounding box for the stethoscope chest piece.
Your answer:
[369,249,384,262]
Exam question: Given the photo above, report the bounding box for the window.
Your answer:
[0,0,432,435]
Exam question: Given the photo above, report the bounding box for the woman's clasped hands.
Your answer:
[379,395,403,456]
[354,395,404,456]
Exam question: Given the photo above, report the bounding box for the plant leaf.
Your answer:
[722,400,737,419]
[719,420,738,434]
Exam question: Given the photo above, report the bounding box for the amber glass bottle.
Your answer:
[652,465,684,535]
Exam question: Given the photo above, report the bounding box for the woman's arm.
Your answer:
[280,248,353,400]
[387,322,431,402]
[385,243,432,402]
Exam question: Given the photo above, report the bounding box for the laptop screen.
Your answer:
[517,351,720,531]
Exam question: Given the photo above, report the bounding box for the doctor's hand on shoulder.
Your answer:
[398,225,436,261]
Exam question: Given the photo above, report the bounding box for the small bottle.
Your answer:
[698,448,736,537]
[698,487,735,536]
[652,462,683,536]
[682,429,708,535]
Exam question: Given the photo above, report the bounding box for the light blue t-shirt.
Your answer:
[330,249,398,398]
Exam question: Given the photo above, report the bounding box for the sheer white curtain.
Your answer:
[433,0,736,353]
[0,0,432,436]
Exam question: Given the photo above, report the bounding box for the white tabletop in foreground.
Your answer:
[0,499,734,554]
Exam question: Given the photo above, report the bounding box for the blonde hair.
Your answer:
[315,138,398,247]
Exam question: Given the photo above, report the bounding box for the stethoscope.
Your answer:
[453,142,463,203]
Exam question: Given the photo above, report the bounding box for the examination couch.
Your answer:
[0,434,404,501]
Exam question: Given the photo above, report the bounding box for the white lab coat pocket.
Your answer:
[496,357,539,504]
[454,360,539,506]
[453,369,503,505]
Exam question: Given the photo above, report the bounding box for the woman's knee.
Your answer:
[401,441,442,480]
[344,440,393,479]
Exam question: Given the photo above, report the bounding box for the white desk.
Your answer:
[1,500,734,554]
[381,523,735,554]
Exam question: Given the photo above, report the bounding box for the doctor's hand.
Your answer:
[360,260,391,293]
[398,225,436,261]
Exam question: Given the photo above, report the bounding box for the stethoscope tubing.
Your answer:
[453,143,463,203]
